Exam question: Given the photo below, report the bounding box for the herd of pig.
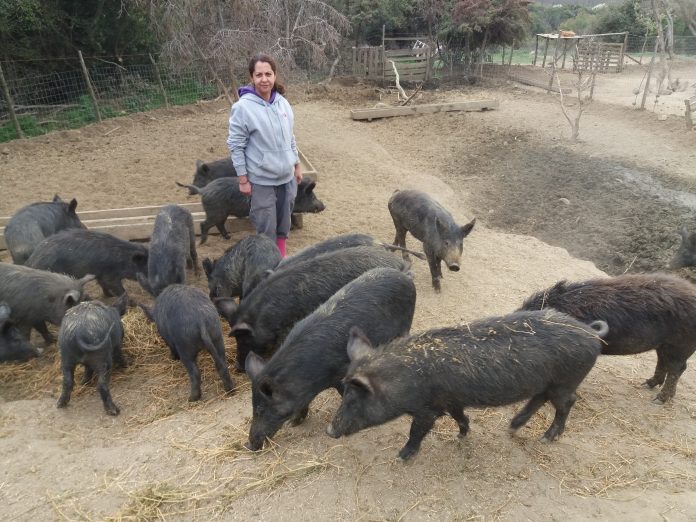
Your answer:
[2,157,696,461]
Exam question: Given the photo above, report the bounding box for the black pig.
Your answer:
[245,267,417,451]
[203,234,281,301]
[0,263,94,344]
[136,205,198,297]
[520,272,696,403]
[56,295,128,415]
[190,158,237,194]
[4,195,85,265]
[26,229,148,297]
[388,189,475,292]
[140,285,234,402]
[275,233,425,273]
[215,245,408,372]
[328,310,607,460]
[176,177,325,244]
[0,302,41,362]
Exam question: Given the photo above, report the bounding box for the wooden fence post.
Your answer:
[0,62,24,139]
[78,50,102,122]
[149,54,170,108]
[641,38,659,110]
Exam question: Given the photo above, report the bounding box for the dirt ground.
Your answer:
[1,76,696,521]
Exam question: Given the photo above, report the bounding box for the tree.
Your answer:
[452,0,530,74]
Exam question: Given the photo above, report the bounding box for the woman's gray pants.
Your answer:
[249,179,297,240]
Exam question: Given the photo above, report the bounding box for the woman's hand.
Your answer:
[294,163,303,184]
[239,176,252,195]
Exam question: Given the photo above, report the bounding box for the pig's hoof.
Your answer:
[507,427,518,437]
[397,447,418,461]
[188,394,202,402]
[56,400,68,409]
[652,396,667,405]
[106,405,120,416]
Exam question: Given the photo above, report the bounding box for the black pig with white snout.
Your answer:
[328,310,607,461]
[388,190,475,292]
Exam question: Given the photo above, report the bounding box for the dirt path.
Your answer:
[0,82,695,520]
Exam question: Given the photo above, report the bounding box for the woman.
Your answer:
[226,53,302,258]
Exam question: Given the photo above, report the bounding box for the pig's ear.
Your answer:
[435,217,447,236]
[303,181,316,194]
[68,198,78,213]
[195,159,204,169]
[202,258,215,278]
[349,374,374,395]
[63,290,80,307]
[53,194,63,203]
[460,218,476,238]
[245,352,266,381]
[78,274,96,287]
[347,326,374,362]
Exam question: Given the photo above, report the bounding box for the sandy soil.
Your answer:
[1,78,696,521]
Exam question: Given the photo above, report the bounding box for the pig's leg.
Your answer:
[100,277,126,298]
[180,353,203,402]
[113,342,129,369]
[449,408,470,438]
[81,366,95,385]
[654,348,689,403]
[426,252,442,293]
[542,389,576,442]
[34,321,54,344]
[509,392,547,434]
[188,227,199,275]
[204,330,234,393]
[392,222,409,261]
[290,406,309,426]
[97,364,120,416]
[644,349,667,389]
[57,362,76,408]
[398,413,437,460]
[215,219,231,240]
[199,220,213,245]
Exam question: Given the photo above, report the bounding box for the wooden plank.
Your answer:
[350,100,499,121]
[383,62,428,72]
[513,75,572,94]
[384,49,430,58]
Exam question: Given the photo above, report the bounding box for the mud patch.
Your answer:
[456,140,696,275]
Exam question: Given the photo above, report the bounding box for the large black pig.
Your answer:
[57,295,128,416]
[245,267,417,451]
[388,189,475,292]
[0,263,94,344]
[26,229,148,297]
[190,158,237,194]
[519,272,696,403]
[176,177,325,244]
[215,245,408,372]
[140,285,235,402]
[203,234,281,301]
[328,310,606,460]
[4,195,85,265]
[136,205,198,297]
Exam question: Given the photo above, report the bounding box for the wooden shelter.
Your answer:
[532,32,629,73]
[352,32,433,84]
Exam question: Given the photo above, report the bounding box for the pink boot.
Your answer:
[276,237,287,258]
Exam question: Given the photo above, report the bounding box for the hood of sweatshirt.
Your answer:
[238,85,277,104]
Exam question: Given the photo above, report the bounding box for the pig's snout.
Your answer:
[326,424,339,438]
[447,263,460,272]
[245,437,265,451]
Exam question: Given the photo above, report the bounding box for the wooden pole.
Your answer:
[381,24,386,86]
[561,39,569,69]
[78,50,102,122]
[641,38,659,110]
[541,37,550,68]
[548,36,560,92]
[0,62,24,139]
[619,32,628,72]
[501,47,506,65]
[148,54,170,108]
[508,40,514,66]
[533,35,539,66]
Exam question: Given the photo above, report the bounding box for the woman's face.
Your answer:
[251,61,275,101]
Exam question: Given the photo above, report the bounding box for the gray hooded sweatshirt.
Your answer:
[226,87,299,186]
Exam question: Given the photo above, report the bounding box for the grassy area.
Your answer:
[0,79,218,143]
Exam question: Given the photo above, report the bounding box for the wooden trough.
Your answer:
[0,150,319,251]
[350,99,499,121]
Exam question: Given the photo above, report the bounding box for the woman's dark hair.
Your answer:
[248,53,286,95]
